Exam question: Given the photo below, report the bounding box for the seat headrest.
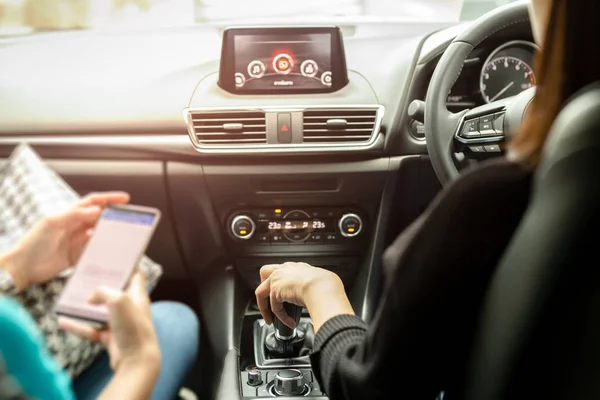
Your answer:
[538,82,600,180]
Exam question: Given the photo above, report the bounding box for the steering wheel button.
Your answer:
[484,144,501,153]
[480,115,494,125]
[493,113,505,133]
[480,121,493,131]
[469,146,485,153]
[462,119,480,138]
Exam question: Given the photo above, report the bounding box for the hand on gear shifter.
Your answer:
[273,302,302,340]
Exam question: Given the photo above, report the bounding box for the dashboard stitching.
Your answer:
[447,49,469,99]
[472,19,530,48]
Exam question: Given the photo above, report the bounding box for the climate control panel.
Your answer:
[227,207,364,245]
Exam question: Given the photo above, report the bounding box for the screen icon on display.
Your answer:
[300,59,319,78]
[234,73,246,88]
[273,53,294,74]
[321,71,332,86]
[247,60,266,78]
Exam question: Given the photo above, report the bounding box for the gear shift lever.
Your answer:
[273,302,302,341]
[264,302,306,358]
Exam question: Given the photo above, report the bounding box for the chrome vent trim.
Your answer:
[183,104,384,154]
[189,110,267,145]
[302,108,378,143]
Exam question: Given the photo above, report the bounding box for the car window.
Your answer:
[0,0,519,36]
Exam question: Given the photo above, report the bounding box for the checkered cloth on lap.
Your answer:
[0,143,163,378]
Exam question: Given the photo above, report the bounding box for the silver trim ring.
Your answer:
[275,329,297,341]
[338,213,362,238]
[275,369,303,382]
[230,215,256,240]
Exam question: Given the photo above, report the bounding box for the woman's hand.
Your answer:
[255,262,354,333]
[58,272,160,372]
[0,192,130,291]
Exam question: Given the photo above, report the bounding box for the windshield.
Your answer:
[0,0,519,36]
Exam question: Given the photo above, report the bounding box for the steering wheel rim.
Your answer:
[424,1,531,185]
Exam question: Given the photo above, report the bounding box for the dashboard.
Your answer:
[0,15,536,161]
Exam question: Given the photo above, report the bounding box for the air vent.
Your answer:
[189,110,266,145]
[302,108,379,143]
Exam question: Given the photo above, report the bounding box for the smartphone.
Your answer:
[55,204,161,327]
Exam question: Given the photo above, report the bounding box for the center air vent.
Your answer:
[189,110,266,145]
[302,108,379,143]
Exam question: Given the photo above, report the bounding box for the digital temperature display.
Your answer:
[267,219,328,233]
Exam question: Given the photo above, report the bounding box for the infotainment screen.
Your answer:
[219,27,348,94]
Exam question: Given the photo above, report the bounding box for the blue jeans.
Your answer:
[72,301,199,400]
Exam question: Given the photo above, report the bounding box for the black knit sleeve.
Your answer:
[307,160,533,400]
[309,314,368,393]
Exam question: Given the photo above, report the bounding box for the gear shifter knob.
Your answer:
[273,302,302,340]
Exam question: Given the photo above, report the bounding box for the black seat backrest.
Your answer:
[464,83,600,400]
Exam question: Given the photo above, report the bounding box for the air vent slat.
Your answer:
[194,125,266,130]
[302,107,379,144]
[192,117,265,122]
[303,122,373,127]
[190,110,267,145]
[304,135,372,141]
[303,129,374,133]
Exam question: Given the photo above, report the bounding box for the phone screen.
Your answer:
[56,206,159,324]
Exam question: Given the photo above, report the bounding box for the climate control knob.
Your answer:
[338,213,363,237]
[273,369,306,396]
[230,215,256,240]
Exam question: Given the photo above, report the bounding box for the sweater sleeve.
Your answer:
[0,296,75,400]
[308,160,533,400]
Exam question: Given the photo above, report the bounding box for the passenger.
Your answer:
[0,192,199,400]
[254,1,599,399]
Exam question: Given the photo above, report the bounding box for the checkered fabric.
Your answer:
[0,143,163,378]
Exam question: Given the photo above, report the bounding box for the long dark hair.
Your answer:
[509,1,600,164]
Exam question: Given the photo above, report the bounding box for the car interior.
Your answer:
[2,0,599,399]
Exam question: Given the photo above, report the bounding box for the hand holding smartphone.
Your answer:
[55,204,161,327]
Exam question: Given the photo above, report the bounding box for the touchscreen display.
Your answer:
[233,33,332,91]
[56,207,158,322]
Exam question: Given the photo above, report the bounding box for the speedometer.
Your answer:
[480,40,538,104]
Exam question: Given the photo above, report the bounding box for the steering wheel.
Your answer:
[425,1,535,185]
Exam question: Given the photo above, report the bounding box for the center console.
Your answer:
[227,204,369,399]
[182,22,393,400]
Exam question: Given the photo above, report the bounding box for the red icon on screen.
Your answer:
[281,124,289,131]
[278,59,289,70]
[272,53,294,75]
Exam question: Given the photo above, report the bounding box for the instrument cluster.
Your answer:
[446,40,539,111]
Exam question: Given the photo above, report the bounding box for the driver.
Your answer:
[254,1,596,398]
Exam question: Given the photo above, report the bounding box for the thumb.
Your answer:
[88,286,122,306]
[126,272,148,302]
[64,206,103,229]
